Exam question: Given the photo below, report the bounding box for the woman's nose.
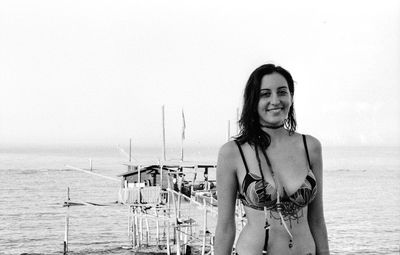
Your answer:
[270,92,280,105]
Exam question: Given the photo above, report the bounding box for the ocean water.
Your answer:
[0,145,399,254]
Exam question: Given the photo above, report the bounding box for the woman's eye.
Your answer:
[260,92,270,97]
[278,91,288,95]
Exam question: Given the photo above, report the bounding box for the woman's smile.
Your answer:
[267,107,284,113]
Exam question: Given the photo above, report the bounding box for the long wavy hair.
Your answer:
[236,64,297,150]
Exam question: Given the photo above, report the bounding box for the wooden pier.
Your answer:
[62,106,243,254]
[63,161,225,255]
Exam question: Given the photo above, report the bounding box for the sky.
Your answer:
[1,0,399,148]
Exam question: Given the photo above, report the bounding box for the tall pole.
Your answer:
[181,108,186,162]
[129,138,132,162]
[162,105,166,161]
[159,160,163,189]
[138,165,141,184]
[180,139,184,162]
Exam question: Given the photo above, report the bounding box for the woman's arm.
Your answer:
[306,135,330,255]
[215,141,239,255]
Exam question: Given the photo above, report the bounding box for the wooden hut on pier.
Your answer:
[118,164,173,189]
[118,161,217,204]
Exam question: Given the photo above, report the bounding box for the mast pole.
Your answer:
[162,105,166,161]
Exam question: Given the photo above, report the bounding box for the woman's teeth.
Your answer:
[267,108,281,113]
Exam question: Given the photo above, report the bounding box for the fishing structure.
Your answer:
[62,106,244,255]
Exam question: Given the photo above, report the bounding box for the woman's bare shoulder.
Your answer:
[303,134,322,154]
[217,140,240,173]
[218,140,240,159]
[302,134,323,173]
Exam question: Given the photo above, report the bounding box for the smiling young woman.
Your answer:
[214,64,330,255]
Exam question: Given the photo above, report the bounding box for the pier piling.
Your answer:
[64,187,70,255]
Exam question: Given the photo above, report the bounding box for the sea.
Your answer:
[0,144,399,255]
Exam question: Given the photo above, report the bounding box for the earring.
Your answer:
[284,118,290,128]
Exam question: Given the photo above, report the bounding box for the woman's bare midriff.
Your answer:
[235,206,315,255]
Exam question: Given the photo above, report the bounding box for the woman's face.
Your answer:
[257,72,293,127]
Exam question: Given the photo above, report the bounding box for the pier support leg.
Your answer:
[166,216,171,255]
[172,192,181,255]
[133,207,138,247]
[64,187,70,255]
[139,209,143,246]
[201,200,207,255]
[145,213,150,247]
[156,209,160,246]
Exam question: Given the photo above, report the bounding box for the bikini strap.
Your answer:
[234,140,250,173]
[302,134,312,169]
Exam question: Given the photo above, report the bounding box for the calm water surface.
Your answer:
[0,145,399,254]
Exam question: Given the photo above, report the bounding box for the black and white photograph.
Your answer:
[1,0,399,254]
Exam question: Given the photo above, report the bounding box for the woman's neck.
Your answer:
[261,126,288,146]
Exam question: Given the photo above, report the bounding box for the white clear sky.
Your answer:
[1,0,399,148]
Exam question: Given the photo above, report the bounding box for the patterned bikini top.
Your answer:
[235,135,317,211]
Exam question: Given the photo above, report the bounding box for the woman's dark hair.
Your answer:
[236,64,297,150]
